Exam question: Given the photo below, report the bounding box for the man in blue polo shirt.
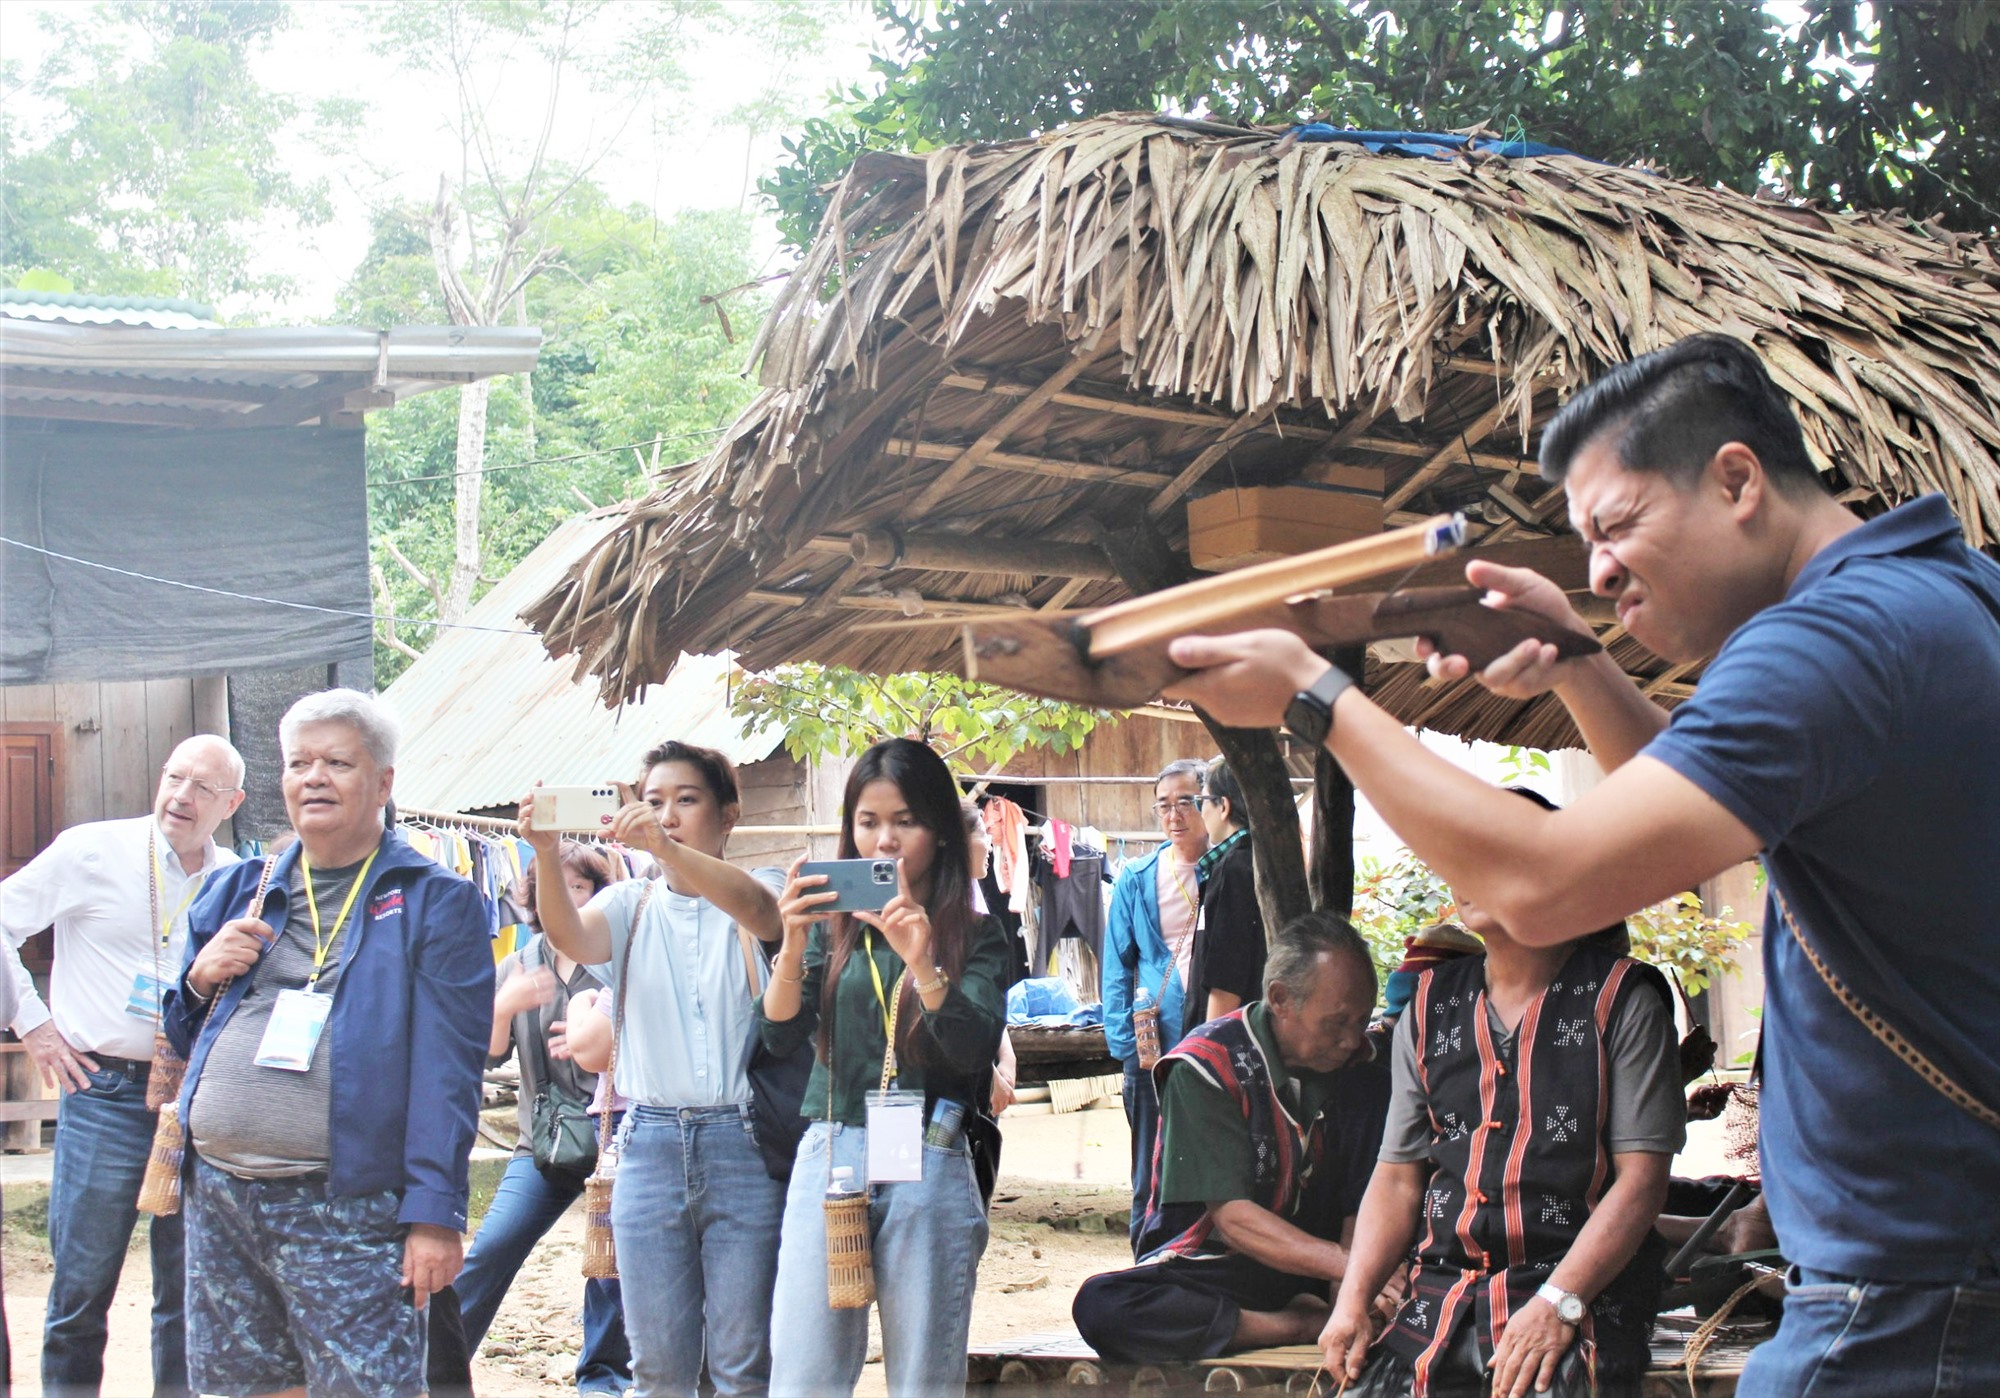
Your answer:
[1164,334,2000,1397]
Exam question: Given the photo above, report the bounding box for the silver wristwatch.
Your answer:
[1535,1281,1586,1325]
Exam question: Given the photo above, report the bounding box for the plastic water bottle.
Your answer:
[1133,984,1162,1069]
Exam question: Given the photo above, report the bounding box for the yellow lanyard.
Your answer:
[300,850,378,992]
[149,833,203,949]
[863,929,908,1089]
[1168,857,1200,921]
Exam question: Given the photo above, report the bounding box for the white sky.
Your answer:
[3,0,889,319]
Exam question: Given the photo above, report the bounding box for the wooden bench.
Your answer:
[969,1317,1767,1394]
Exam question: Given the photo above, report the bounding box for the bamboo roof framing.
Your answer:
[525,113,2000,747]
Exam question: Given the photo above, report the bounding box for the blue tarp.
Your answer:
[1290,126,1580,161]
[1006,977,1102,1028]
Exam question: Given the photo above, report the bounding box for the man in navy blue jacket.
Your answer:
[166,689,490,1398]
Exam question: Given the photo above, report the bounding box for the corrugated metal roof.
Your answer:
[383,507,781,813]
[0,289,220,328]
[1,321,543,426]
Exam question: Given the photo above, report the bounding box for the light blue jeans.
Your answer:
[611,1104,785,1397]
[767,1121,990,1397]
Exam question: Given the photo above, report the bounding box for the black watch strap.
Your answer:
[1283,665,1354,746]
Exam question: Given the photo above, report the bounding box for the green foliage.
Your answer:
[361,202,764,683]
[1346,850,1752,994]
[1626,891,1755,997]
[763,0,2000,248]
[1349,851,1457,982]
[730,662,1113,777]
[1,0,332,303]
[1497,745,1552,785]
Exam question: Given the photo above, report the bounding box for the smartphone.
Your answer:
[799,858,900,913]
[528,784,623,832]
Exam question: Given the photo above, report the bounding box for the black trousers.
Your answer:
[1072,1252,1325,1362]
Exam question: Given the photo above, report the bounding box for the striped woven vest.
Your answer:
[1134,1009,1323,1259]
[1378,944,1670,1392]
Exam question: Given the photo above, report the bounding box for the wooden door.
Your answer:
[1,725,57,878]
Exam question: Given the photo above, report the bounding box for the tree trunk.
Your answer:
[514,285,535,456]
[1308,645,1365,915]
[1097,514,1311,937]
[442,377,491,623]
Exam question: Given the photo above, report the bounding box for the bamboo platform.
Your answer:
[968,1314,1766,1394]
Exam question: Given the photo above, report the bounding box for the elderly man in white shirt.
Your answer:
[0,734,245,1398]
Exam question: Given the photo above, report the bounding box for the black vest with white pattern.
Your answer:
[1378,943,1670,1391]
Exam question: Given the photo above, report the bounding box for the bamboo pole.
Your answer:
[1077,513,1465,659]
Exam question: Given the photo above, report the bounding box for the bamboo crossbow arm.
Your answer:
[960,584,1602,709]
[1078,513,1469,658]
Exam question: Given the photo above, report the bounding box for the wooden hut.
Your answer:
[520,114,2000,916]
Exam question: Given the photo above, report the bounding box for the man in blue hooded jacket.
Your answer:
[166,689,490,1398]
[1103,758,1209,1254]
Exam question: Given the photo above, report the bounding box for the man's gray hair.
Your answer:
[1263,909,1377,1001]
[280,689,401,767]
[1155,758,1206,787]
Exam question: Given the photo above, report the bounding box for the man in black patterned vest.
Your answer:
[1071,912,1390,1362]
[1321,803,1684,1398]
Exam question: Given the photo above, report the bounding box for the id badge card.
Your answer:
[125,971,170,1019]
[254,989,333,1072]
[864,1088,925,1182]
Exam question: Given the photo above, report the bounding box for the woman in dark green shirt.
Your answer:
[759,738,1009,1396]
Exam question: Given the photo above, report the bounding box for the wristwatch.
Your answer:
[1282,664,1354,748]
[1535,1281,1587,1325]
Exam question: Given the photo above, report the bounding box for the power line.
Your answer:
[365,427,726,489]
[1,536,542,637]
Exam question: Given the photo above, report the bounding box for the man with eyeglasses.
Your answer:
[1104,758,1212,1255]
[0,733,246,1397]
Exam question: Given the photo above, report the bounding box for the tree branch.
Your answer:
[371,561,426,663]
[383,535,446,617]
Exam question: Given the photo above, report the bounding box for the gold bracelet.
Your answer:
[913,968,950,997]
[777,957,807,985]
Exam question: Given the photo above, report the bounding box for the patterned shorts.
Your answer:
[186,1157,426,1398]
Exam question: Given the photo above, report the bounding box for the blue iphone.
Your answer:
[799,858,900,913]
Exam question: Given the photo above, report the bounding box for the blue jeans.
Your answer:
[1739,1265,2000,1397]
[457,1153,632,1392]
[767,1121,990,1397]
[43,1062,186,1398]
[612,1104,785,1397]
[1123,1056,1160,1255]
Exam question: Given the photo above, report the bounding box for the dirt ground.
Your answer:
[0,1105,1138,1397]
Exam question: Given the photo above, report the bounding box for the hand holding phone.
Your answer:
[526,784,622,832]
[798,858,901,914]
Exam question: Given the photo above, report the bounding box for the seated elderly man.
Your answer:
[1072,912,1391,1361]
[165,690,491,1398]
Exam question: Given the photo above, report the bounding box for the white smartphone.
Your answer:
[528,784,623,832]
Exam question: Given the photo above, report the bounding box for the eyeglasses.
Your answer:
[1152,796,1201,817]
[160,768,238,802]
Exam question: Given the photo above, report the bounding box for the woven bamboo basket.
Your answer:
[581,1172,617,1279]
[1132,1004,1162,1070]
[146,1032,186,1111]
[137,1102,186,1217]
[824,1191,874,1309]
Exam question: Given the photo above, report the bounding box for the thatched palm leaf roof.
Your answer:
[525,114,2000,744]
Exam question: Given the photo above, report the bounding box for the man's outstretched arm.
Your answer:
[1165,630,1759,944]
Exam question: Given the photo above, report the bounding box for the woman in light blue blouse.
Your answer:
[520,741,785,1398]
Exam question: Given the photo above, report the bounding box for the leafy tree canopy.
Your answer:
[731,661,1112,777]
[764,0,1999,249]
[1,0,335,303]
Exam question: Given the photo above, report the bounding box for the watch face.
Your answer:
[1284,693,1330,747]
[1558,1294,1586,1324]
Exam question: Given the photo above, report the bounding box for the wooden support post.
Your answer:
[1098,515,1312,935]
[1308,645,1364,915]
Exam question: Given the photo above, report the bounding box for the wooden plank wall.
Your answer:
[727,753,816,872]
[1000,712,1219,834]
[1,677,233,840]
